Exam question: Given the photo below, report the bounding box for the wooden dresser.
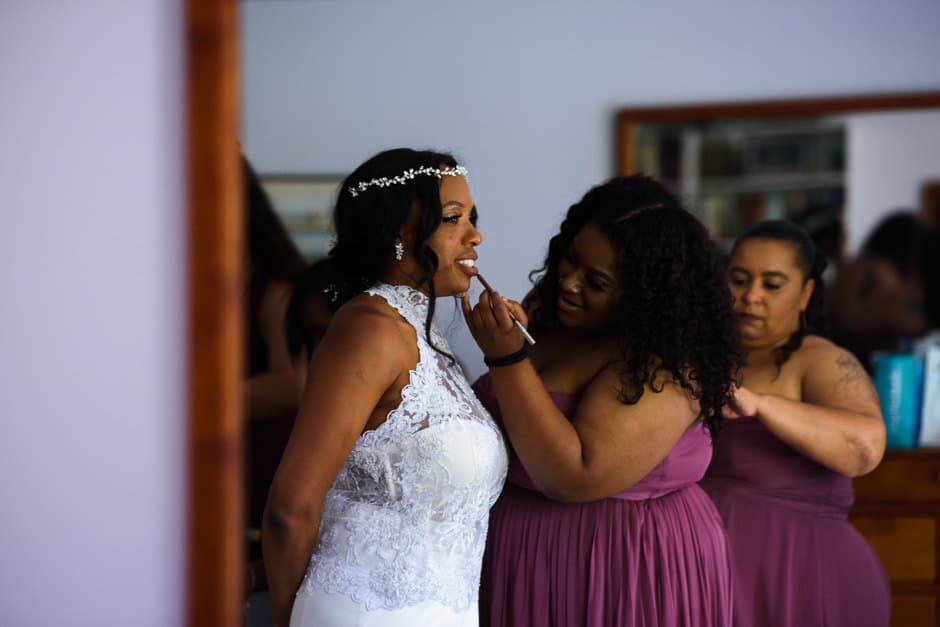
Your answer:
[851,449,940,626]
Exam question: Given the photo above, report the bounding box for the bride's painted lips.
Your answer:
[456,258,478,276]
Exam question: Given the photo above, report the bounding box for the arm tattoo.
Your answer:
[835,353,878,404]
[835,353,865,383]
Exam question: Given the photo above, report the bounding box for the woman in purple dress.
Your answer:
[700,220,890,627]
[461,175,742,626]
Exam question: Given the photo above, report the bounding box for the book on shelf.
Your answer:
[917,344,940,447]
[873,353,923,449]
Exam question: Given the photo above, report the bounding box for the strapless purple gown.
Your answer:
[700,417,890,627]
[474,374,732,627]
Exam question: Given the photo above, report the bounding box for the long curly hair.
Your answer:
[731,220,827,369]
[243,155,307,284]
[528,175,742,437]
[328,147,461,357]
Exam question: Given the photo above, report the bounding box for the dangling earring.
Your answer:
[394,240,405,261]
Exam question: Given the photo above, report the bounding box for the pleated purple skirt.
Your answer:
[473,373,732,627]
[480,482,732,627]
[701,417,890,627]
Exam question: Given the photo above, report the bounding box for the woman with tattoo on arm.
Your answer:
[700,220,890,627]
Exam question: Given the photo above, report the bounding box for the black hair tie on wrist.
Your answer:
[483,343,529,367]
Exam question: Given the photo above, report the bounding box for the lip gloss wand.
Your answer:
[474,272,536,346]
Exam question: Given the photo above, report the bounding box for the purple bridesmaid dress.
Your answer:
[475,374,733,627]
[700,417,891,627]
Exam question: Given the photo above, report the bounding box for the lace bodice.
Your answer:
[298,283,508,612]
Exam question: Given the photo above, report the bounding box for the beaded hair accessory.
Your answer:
[612,202,670,223]
[347,165,468,197]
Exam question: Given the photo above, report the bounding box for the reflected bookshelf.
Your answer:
[633,119,846,249]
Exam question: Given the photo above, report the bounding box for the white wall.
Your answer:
[241,0,940,379]
[0,2,186,625]
[847,110,940,251]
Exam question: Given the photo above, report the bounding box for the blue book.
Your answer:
[872,353,924,449]
[917,345,940,446]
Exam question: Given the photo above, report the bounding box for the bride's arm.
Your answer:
[262,303,404,626]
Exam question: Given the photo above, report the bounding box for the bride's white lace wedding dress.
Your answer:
[290,283,508,627]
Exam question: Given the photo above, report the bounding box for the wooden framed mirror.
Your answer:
[615,92,940,252]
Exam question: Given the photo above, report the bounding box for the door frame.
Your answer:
[186,1,243,625]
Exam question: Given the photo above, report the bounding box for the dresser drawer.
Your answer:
[854,452,940,503]
[890,594,936,627]
[850,516,936,581]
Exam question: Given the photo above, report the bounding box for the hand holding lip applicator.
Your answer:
[474,272,537,346]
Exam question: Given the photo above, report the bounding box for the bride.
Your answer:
[262,148,508,627]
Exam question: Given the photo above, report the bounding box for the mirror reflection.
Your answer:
[627,109,940,253]
[633,117,848,246]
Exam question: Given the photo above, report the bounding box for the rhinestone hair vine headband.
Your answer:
[347,165,469,197]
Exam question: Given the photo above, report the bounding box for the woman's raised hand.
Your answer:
[461,289,528,358]
[723,384,760,420]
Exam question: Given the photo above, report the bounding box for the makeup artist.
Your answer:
[462,175,742,627]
